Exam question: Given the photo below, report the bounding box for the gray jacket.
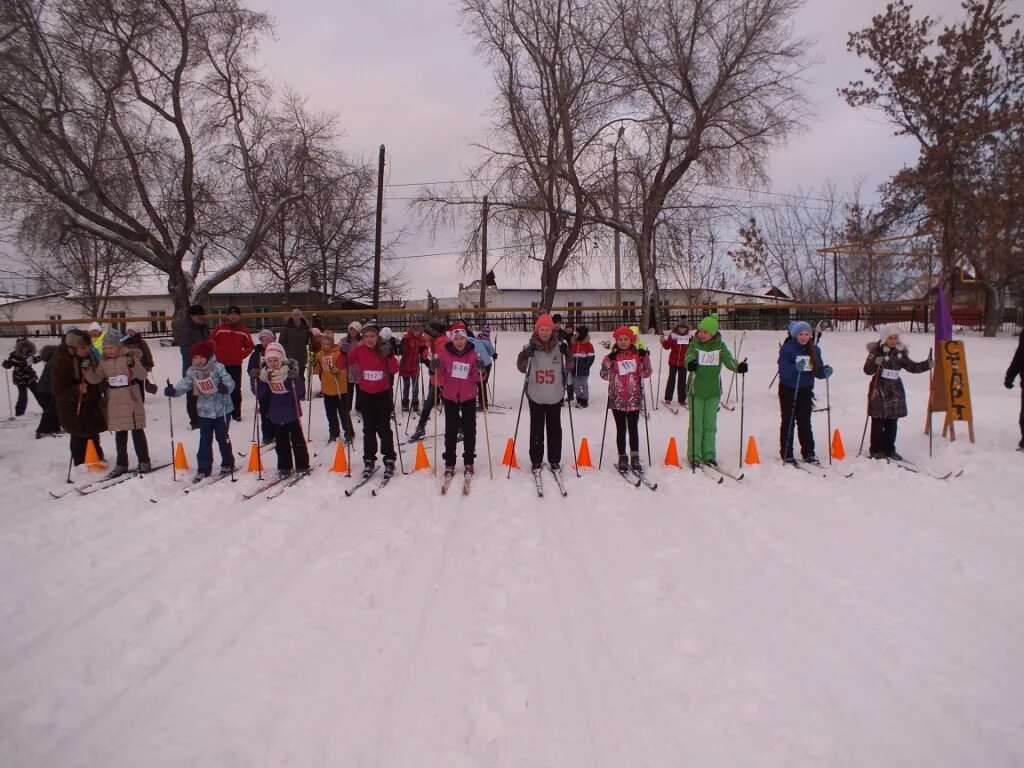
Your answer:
[517,334,571,405]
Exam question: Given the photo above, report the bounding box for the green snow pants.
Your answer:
[686,394,721,462]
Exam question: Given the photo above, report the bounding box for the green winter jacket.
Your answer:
[684,334,738,399]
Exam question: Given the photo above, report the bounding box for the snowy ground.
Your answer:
[1,329,1023,767]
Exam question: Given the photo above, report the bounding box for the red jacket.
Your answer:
[661,331,691,367]
[422,335,448,385]
[211,322,255,366]
[348,342,399,394]
[399,331,428,377]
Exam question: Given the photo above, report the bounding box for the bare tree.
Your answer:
[0,0,302,335]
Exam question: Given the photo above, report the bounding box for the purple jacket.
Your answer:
[254,362,306,425]
[437,341,480,403]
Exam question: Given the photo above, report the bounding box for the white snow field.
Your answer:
[1,329,1023,767]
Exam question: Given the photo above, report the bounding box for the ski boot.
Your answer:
[869,452,887,460]
[443,465,456,480]
[630,452,643,473]
[278,468,293,480]
[220,464,235,476]
[344,433,355,446]
[803,454,820,465]
[888,451,904,461]
[464,465,474,477]
[106,465,129,480]
[328,434,339,444]
[782,456,799,466]
[704,458,719,468]
[191,472,210,484]
[383,459,396,478]
[138,462,152,474]
[616,454,629,473]
[408,426,427,442]
[361,461,376,481]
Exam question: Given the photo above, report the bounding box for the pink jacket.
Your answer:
[599,347,653,412]
[437,341,480,403]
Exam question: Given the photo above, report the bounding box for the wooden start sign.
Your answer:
[927,340,975,443]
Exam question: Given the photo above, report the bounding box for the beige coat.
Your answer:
[86,349,147,432]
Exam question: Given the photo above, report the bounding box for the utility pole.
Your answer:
[480,195,489,310]
[612,126,624,310]
[372,144,385,310]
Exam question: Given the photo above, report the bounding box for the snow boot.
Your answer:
[888,451,904,461]
[704,458,719,467]
[408,426,427,442]
[803,454,820,465]
[138,462,152,474]
[106,465,129,480]
[464,465,474,477]
[630,452,643,473]
[383,458,396,477]
[616,454,629,472]
[443,465,456,479]
[361,462,375,480]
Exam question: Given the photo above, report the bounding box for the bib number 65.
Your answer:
[535,369,555,385]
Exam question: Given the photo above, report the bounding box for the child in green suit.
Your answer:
[685,314,748,467]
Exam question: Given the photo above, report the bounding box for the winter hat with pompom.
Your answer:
[264,342,286,361]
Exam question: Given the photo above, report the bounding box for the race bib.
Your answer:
[675,335,690,345]
[796,355,811,371]
[617,359,637,375]
[363,369,384,383]
[451,361,471,380]
[107,374,129,387]
[270,380,287,394]
[880,368,901,381]
[697,350,720,366]
[196,377,216,395]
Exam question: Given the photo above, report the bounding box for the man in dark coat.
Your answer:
[178,304,210,429]
[1005,333,1024,451]
[278,309,312,371]
[52,329,106,464]
[35,345,61,438]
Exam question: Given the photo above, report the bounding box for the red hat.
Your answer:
[612,326,636,343]
[189,340,216,360]
[449,321,467,337]
[535,314,554,331]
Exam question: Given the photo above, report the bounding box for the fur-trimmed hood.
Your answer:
[866,339,907,356]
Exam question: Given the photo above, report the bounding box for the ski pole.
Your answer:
[167,378,178,482]
[223,414,236,483]
[640,364,653,466]
[598,400,610,470]
[4,367,13,420]
[508,356,531,479]
[784,367,803,462]
[739,360,747,470]
[480,378,493,478]
[927,346,935,459]
[655,342,663,411]
[858,370,880,457]
[253,396,263,481]
[432,355,439,476]
[305,357,314,445]
[688,372,696,473]
[563,361,579,477]
[826,374,833,465]
[390,388,406,474]
[65,451,74,484]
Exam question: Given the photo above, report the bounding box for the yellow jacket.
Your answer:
[312,346,348,396]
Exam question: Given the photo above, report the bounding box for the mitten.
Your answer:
[821,365,833,379]
[927,357,934,369]
[429,358,440,373]
[216,382,229,394]
[164,384,176,397]
[736,361,749,374]
[874,356,885,366]
[795,359,808,371]
[686,360,699,372]
[492,352,498,359]
[145,380,159,394]
[475,359,486,370]
[638,348,649,358]
[287,362,300,380]
[1006,377,1014,390]
[522,343,534,355]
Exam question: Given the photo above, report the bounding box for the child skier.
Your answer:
[570,326,595,408]
[684,314,747,467]
[311,332,355,445]
[777,320,833,465]
[3,337,42,417]
[471,326,496,408]
[436,322,482,479]
[347,323,400,478]
[248,329,276,445]
[600,326,653,473]
[255,342,310,477]
[35,345,61,438]
[516,314,571,474]
[399,321,427,412]
[164,340,235,481]
[408,322,450,442]
[659,320,691,407]
[863,326,932,460]
[87,335,152,476]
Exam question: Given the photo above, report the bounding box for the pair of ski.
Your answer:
[241,467,316,500]
[615,465,659,491]
[440,470,473,496]
[532,464,568,497]
[183,469,238,494]
[342,465,396,497]
[884,457,962,480]
[49,463,173,498]
[783,459,854,479]
[688,462,744,485]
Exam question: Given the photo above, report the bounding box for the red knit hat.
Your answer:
[612,325,636,343]
[535,314,554,331]
[189,340,216,360]
[449,321,468,337]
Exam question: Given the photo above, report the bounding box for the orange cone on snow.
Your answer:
[501,437,520,470]
[664,436,681,468]
[743,435,761,466]
[173,441,190,471]
[831,428,847,461]
[577,438,593,469]
[84,439,107,472]
[413,442,431,472]
[246,442,263,473]
[330,442,350,473]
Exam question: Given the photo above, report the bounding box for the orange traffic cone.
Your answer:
[577,437,593,469]
[743,435,761,466]
[664,436,681,467]
[413,442,431,472]
[831,428,846,461]
[173,441,190,471]
[330,442,350,473]
[84,438,107,472]
[501,437,520,469]
[246,442,263,473]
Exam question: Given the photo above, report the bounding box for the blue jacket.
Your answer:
[255,367,306,425]
[777,337,828,389]
[471,338,495,366]
[171,359,235,418]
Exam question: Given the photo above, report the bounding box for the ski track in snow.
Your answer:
[1,330,1023,767]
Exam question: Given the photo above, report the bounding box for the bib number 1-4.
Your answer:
[697,350,720,366]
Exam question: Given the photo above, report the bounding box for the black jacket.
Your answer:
[1006,335,1024,387]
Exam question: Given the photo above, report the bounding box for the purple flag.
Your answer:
[934,283,953,342]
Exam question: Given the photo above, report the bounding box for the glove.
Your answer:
[927,357,934,370]
[429,358,440,373]
[1,359,11,369]
[874,356,885,366]
[420,357,431,368]
[475,359,486,371]
[821,365,833,379]
[1006,378,1015,390]
[126,355,135,368]
[686,360,699,372]
[287,362,300,380]
[522,342,534,355]
[145,380,159,395]
[638,348,649,358]
[249,368,260,379]
[269,366,289,385]
[217,382,230,394]
[795,359,808,371]
[736,361,749,374]
[164,384,176,397]
[492,352,498,359]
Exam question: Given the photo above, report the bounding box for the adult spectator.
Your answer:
[178,304,210,429]
[212,305,255,422]
[279,308,312,371]
[1006,332,1024,451]
[52,329,106,465]
[122,326,156,399]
